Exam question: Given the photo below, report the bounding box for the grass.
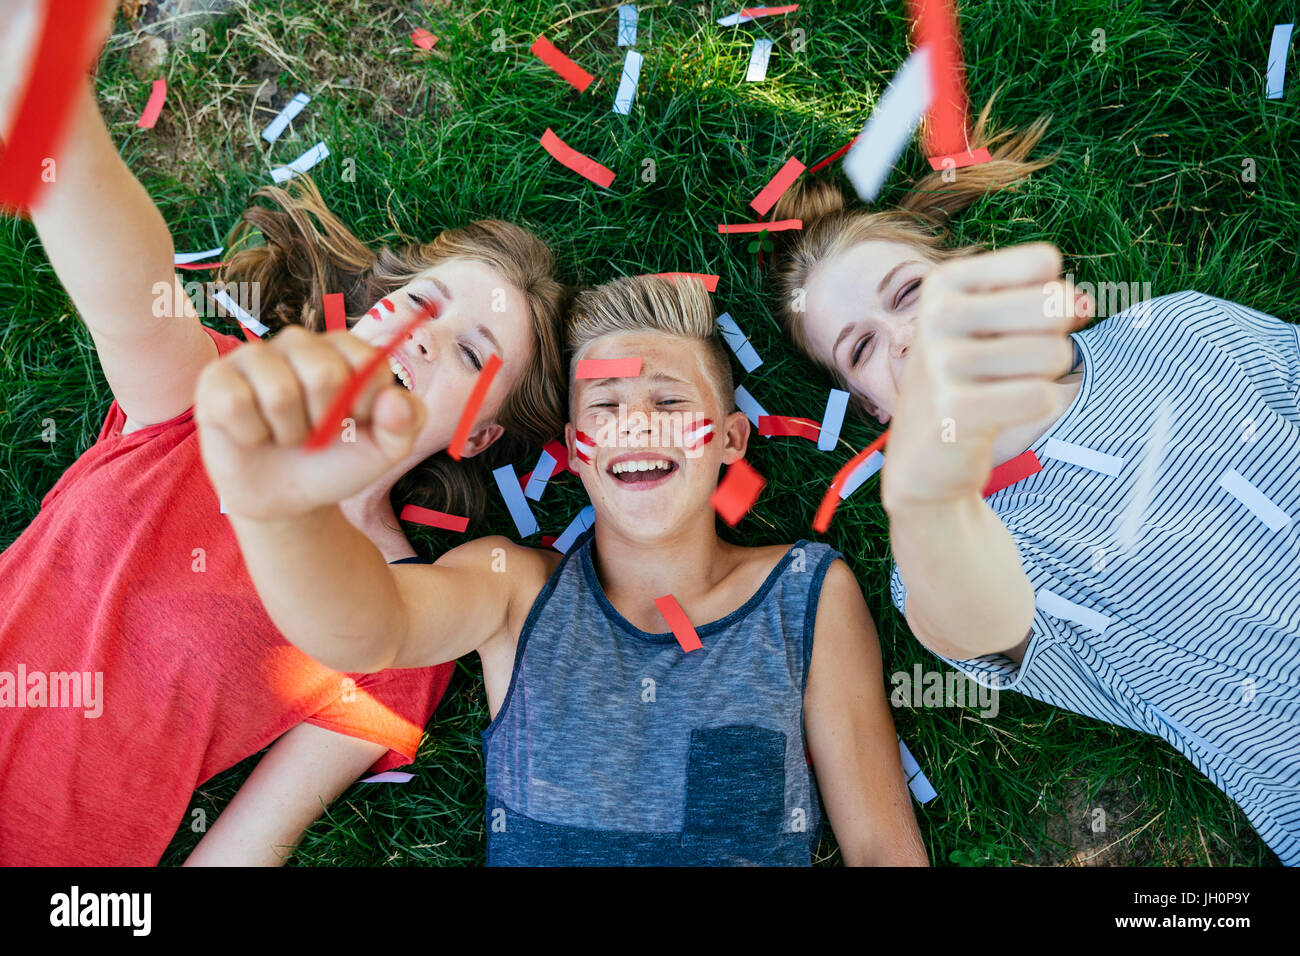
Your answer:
[2,0,1294,866]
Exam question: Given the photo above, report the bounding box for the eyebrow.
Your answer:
[476,323,503,356]
[431,276,453,301]
[584,371,692,389]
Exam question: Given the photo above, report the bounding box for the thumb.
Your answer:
[370,387,426,462]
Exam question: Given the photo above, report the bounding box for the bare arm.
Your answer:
[27,81,217,427]
[183,723,389,866]
[804,560,929,866]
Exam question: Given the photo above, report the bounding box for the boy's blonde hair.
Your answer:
[566,275,735,414]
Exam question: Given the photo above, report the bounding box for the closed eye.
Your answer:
[895,278,921,309]
[460,343,483,372]
[852,332,874,366]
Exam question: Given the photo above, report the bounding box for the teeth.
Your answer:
[611,459,673,475]
[388,356,413,390]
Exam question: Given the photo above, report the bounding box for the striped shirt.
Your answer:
[890,291,1300,865]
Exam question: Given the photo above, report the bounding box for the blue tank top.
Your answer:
[482,530,840,866]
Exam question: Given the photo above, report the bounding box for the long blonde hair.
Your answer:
[772,96,1053,418]
[218,175,569,522]
[566,275,733,412]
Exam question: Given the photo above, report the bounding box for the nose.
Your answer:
[891,317,914,359]
[406,312,440,363]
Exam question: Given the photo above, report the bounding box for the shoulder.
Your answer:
[434,535,559,590]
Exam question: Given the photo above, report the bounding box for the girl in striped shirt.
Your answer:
[771,107,1299,865]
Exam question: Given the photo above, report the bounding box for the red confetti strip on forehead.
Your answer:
[575,357,642,379]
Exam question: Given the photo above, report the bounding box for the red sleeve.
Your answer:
[93,324,243,443]
[304,662,456,773]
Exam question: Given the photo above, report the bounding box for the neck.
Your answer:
[991,370,1083,466]
[339,483,417,563]
[592,508,730,608]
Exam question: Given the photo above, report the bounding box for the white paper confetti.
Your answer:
[261,92,310,144]
[270,141,330,184]
[843,46,932,202]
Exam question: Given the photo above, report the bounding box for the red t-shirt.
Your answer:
[0,325,454,865]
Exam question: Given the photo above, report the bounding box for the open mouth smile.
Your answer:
[606,454,678,488]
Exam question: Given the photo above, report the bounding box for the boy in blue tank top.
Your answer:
[196,274,928,865]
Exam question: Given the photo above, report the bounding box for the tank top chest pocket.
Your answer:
[679,725,786,862]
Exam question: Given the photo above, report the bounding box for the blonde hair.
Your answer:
[219,175,568,522]
[566,275,734,413]
[772,96,1053,418]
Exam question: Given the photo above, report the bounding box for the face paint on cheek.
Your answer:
[683,418,715,453]
[574,430,596,465]
[381,297,396,313]
[367,307,381,322]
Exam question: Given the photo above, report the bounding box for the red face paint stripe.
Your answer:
[447,352,505,461]
[653,595,704,653]
[381,298,396,312]
[305,301,441,452]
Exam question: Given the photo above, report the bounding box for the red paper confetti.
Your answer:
[0,0,106,213]
[910,0,971,158]
[545,438,577,476]
[305,302,440,452]
[399,504,469,533]
[710,457,765,526]
[927,147,991,170]
[174,261,224,271]
[542,535,558,549]
[410,28,438,51]
[323,292,346,332]
[982,449,1042,497]
[740,4,800,18]
[717,219,802,234]
[813,430,890,533]
[540,128,615,188]
[653,272,719,292]
[575,357,642,379]
[447,352,504,461]
[758,415,820,441]
[137,78,167,129]
[654,594,704,652]
[749,156,806,216]
[530,35,595,93]
[808,137,857,174]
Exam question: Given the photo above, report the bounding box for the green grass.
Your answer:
[2,0,1294,866]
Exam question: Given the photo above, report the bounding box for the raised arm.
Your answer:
[880,244,1086,661]
[25,77,217,428]
[804,560,928,866]
[194,324,524,672]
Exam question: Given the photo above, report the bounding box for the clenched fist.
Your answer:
[195,326,427,521]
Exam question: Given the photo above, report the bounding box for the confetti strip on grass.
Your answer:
[617,4,638,46]
[1266,23,1294,98]
[711,458,765,526]
[361,771,415,783]
[716,312,762,373]
[612,50,643,115]
[174,247,224,265]
[0,0,105,213]
[210,288,270,337]
[734,385,769,428]
[399,505,469,533]
[746,39,773,82]
[910,0,971,159]
[898,737,937,803]
[530,36,595,92]
[717,4,799,26]
[843,47,932,201]
[654,594,703,652]
[493,464,540,537]
[136,79,166,129]
[261,92,310,144]
[812,431,889,532]
[839,450,884,499]
[410,28,438,51]
[524,449,558,501]
[322,292,346,332]
[305,303,440,451]
[553,505,595,553]
[817,389,850,451]
[540,128,615,188]
[808,137,857,174]
[447,352,504,460]
[576,357,642,379]
[271,141,330,183]
[717,219,801,234]
[749,156,805,216]
[759,415,820,441]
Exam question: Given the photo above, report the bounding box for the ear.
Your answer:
[457,421,505,459]
[721,410,751,464]
[564,421,580,466]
